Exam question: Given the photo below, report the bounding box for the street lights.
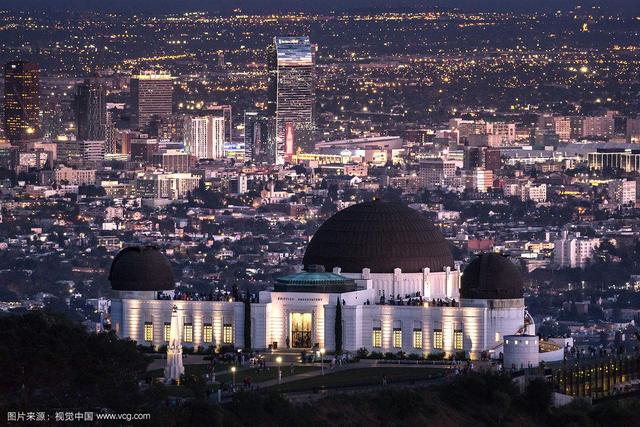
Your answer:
[230,366,236,387]
[276,356,282,384]
[320,348,326,375]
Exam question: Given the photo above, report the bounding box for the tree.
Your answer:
[0,311,150,410]
[244,293,252,351]
[335,297,343,354]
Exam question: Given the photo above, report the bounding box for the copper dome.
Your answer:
[461,253,524,300]
[302,201,454,274]
[109,246,175,291]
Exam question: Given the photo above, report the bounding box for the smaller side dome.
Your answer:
[461,253,523,300]
[109,246,175,291]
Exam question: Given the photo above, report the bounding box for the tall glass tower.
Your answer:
[268,36,315,164]
[244,110,274,164]
[75,78,106,141]
[3,61,40,143]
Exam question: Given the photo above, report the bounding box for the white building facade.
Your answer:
[110,202,529,360]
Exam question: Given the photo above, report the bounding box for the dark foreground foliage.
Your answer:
[2,311,640,427]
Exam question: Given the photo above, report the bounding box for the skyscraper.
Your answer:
[205,104,233,143]
[244,110,274,164]
[3,61,40,142]
[130,71,173,130]
[75,79,106,141]
[184,116,224,160]
[268,36,315,164]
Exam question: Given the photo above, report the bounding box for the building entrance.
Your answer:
[290,312,312,348]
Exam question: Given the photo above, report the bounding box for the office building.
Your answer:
[588,149,640,173]
[130,72,173,130]
[3,61,40,142]
[75,79,106,141]
[419,158,457,189]
[243,111,273,164]
[151,150,195,173]
[268,36,316,164]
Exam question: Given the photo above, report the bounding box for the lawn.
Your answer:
[266,367,447,393]
[148,363,320,385]
[215,365,319,385]
[147,363,214,378]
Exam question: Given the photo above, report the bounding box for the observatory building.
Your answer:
[110,201,532,359]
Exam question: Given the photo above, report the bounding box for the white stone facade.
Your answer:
[111,268,525,360]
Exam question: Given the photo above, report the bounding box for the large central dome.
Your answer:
[303,200,454,274]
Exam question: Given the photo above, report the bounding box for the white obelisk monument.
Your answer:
[165,305,185,383]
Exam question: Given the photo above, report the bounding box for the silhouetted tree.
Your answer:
[244,293,251,351]
[335,297,343,354]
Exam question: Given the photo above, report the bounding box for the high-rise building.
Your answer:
[205,104,233,143]
[104,111,118,154]
[183,116,224,160]
[130,72,173,130]
[184,117,208,160]
[243,110,273,164]
[268,36,315,164]
[75,79,106,141]
[207,116,225,160]
[3,61,40,142]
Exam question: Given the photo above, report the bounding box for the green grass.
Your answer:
[148,364,320,385]
[266,367,447,393]
[148,363,214,378]
[215,365,319,385]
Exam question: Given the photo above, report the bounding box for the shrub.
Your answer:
[219,344,235,354]
[426,352,445,361]
[356,347,370,359]
[453,350,467,361]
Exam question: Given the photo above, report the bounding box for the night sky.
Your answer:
[5,0,640,14]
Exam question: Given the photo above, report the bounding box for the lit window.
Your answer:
[514,340,518,345]
[223,324,233,344]
[393,328,402,348]
[144,322,153,342]
[495,332,501,343]
[433,329,443,349]
[164,323,171,342]
[184,323,193,343]
[372,327,382,348]
[203,324,213,343]
[454,330,463,350]
[413,329,423,349]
